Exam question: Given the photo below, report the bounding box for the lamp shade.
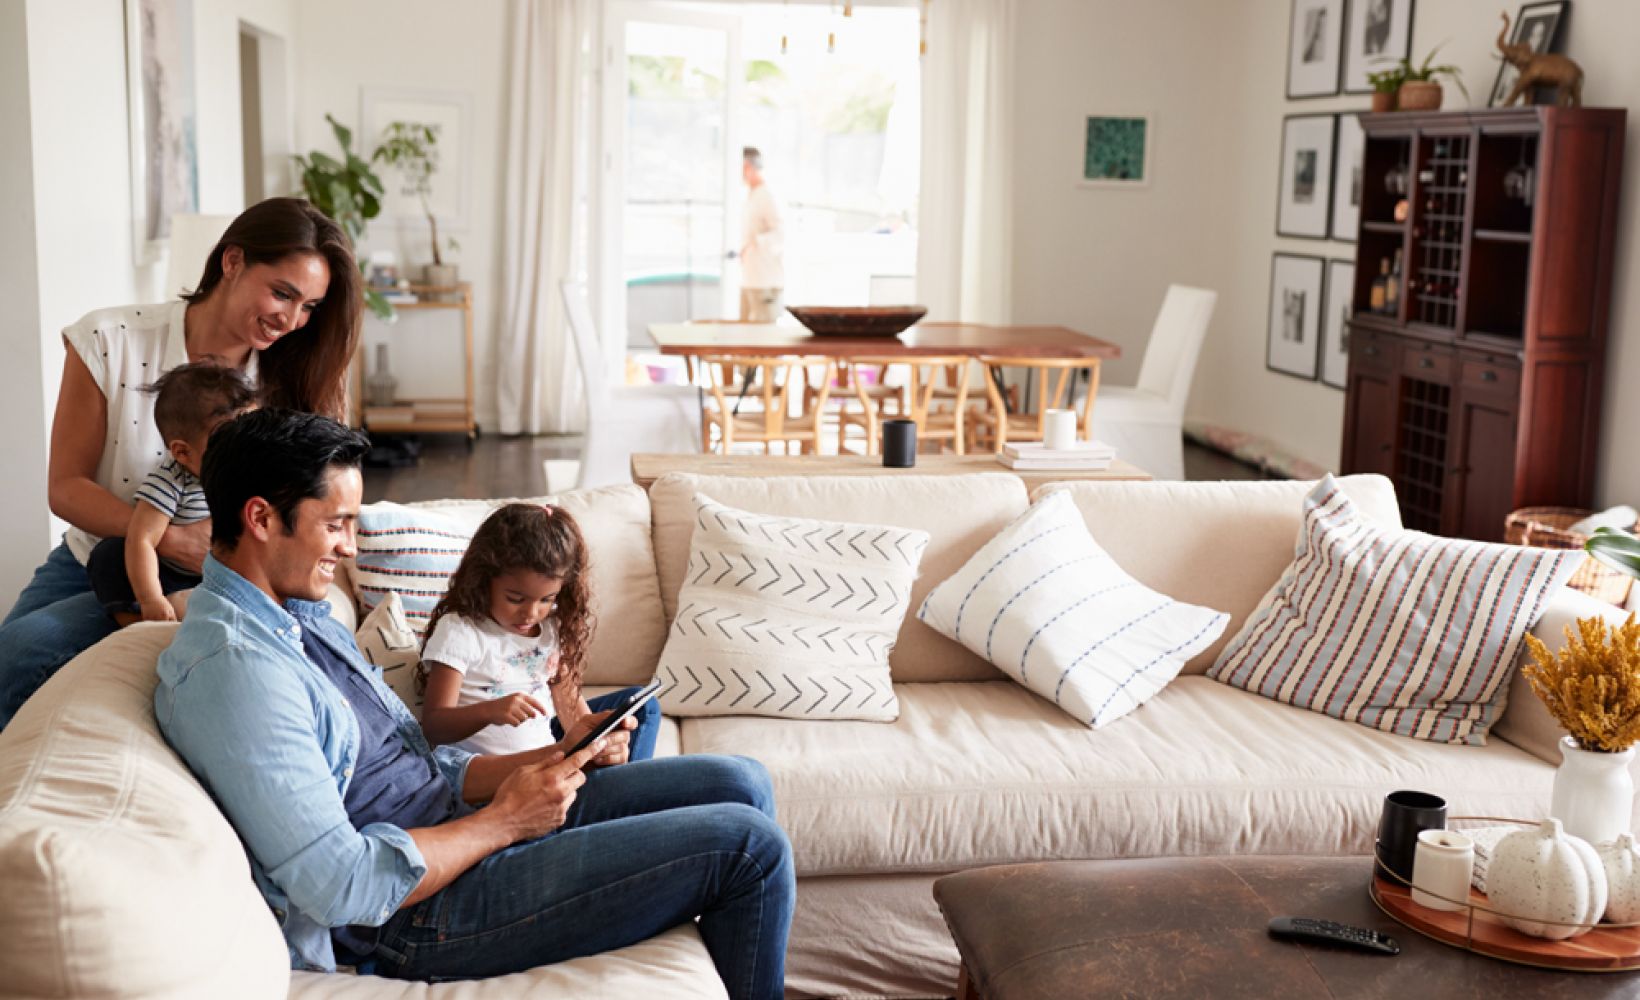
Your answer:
[163,214,237,301]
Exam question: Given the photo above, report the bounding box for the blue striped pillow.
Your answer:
[353,503,473,633]
[1207,475,1582,745]
[917,490,1229,728]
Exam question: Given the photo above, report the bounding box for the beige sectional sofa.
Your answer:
[0,472,1627,1000]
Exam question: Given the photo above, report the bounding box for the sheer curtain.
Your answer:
[497,0,594,435]
[917,0,1016,324]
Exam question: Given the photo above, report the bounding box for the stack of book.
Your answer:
[999,440,1116,471]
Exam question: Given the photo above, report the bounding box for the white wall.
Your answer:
[291,0,510,432]
[1178,0,1639,503]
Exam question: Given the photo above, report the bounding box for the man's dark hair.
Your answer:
[743,146,762,168]
[147,362,257,443]
[202,408,370,549]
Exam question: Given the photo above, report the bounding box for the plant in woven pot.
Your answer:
[1523,614,1640,845]
[1366,64,1406,112]
[1388,44,1470,111]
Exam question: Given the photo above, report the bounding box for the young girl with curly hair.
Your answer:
[417,503,659,762]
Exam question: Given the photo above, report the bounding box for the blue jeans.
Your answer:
[370,754,794,1000]
[553,685,663,764]
[0,543,117,729]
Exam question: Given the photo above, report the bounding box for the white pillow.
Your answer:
[917,490,1229,727]
[355,591,423,711]
[653,494,930,721]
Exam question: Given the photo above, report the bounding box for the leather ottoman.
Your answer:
[933,856,1640,999]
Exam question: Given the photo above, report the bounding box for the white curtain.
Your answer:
[497,0,593,435]
[916,0,1016,324]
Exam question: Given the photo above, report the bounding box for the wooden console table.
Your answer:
[629,453,1151,491]
[351,282,477,439]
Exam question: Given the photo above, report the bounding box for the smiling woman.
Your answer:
[0,197,362,730]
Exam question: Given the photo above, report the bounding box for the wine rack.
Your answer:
[1411,135,1469,330]
[1395,378,1451,533]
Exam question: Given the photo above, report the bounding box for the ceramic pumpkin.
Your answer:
[1487,818,1607,940]
[1600,833,1640,924]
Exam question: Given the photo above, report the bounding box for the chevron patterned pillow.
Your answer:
[917,490,1229,728]
[653,494,930,720]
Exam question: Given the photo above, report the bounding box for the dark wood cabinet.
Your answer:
[1339,107,1625,540]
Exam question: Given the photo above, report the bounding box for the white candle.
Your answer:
[1411,828,1475,912]
[1043,408,1077,451]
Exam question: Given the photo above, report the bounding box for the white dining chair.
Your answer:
[1087,285,1217,481]
[559,282,700,491]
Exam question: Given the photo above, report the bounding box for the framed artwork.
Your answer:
[1080,115,1150,187]
[1276,114,1337,240]
[361,87,475,231]
[1343,0,1414,94]
[1287,0,1344,98]
[125,0,200,263]
[1489,1,1571,107]
[1268,253,1325,381]
[1321,259,1355,389]
[1330,112,1365,241]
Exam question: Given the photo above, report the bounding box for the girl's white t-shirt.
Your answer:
[59,300,258,563]
[421,612,562,756]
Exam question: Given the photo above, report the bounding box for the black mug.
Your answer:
[1375,790,1447,884]
[882,419,917,468]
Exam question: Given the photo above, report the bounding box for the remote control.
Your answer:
[1267,917,1401,955]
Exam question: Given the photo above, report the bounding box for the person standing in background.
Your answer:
[738,147,784,322]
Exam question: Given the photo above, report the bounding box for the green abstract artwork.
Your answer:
[1083,116,1148,183]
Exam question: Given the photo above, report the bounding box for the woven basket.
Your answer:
[1504,506,1635,607]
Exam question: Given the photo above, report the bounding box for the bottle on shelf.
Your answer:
[1370,259,1390,314]
[1386,250,1402,313]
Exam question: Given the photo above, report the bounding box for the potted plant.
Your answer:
[1390,43,1470,112]
[372,121,459,297]
[1522,612,1640,845]
[293,114,393,319]
[1366,64,1405,113]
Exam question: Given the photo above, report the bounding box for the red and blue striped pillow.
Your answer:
[1207,476,1581,745]
[353,503,474,634]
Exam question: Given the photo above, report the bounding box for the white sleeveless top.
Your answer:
[60,301,258,563]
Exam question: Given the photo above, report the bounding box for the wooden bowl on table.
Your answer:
[786,305,928,338]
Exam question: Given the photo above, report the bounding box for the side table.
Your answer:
[934,857,1640,1000]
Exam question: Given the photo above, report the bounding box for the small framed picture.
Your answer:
[1489,1,1570,107]
[1277,114,1337,240]
[1287,0,1345,98]
[1268,253,1325,381]
[1330,113,1365,241]
[1343,0,1415,94]
[1080,114,1150,187]
[1321,259,1355,389]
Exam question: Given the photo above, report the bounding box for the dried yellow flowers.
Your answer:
[1523,614,1640,753]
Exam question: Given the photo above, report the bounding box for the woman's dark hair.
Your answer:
[181,197,361,420]
[201,408,370,550]
[420,504,595,698]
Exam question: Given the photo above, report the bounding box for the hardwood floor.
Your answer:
[362,434,1268,502]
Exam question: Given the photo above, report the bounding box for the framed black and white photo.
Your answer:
[1268,253,1325,381]
[1321,259,1355,388]
[1343,0,1414,93]
[1277,114,1337,240]
[1330,113,1365,241]
[1287,0,1344,98]
[1489,1,1570,107]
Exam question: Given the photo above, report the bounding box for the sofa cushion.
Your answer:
[349,484,667,687]
[1034,474,1402,674]
[356,591,423,710]
[918,490,1227,727]
[1209,476,1582,745]
[677,677,1558,877]
[654,493,928,720]
[651,473,1030,683]
[0,625,290,1000]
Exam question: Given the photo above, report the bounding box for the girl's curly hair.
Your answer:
[418,503,594,697]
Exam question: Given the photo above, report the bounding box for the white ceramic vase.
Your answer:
[1550,735,1636,846]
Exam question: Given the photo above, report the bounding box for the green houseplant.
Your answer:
[1392,43,1470,111]
[372,121,459,292]
[1366,64,1406,112]
[293,114,392,319]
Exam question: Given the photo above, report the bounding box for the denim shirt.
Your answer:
[155,555,474,972]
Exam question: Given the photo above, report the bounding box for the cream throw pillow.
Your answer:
[355,591,423,711]
[654,494,930,720]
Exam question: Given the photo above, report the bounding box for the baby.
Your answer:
[86,362,257,625]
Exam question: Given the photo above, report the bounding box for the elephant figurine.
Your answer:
[1496,10,1584,107]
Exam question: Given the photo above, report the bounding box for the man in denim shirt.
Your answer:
[156,410,794,999]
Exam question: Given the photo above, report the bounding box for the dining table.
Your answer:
[644,320,1122,361]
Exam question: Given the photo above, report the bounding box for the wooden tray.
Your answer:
[1371,874,1640,972]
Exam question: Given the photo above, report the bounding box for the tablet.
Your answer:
[564,679,663,758]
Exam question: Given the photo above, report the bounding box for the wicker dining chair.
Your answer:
[970,355,1103,452]
[699,354,838,455]
[837,356,972,456]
